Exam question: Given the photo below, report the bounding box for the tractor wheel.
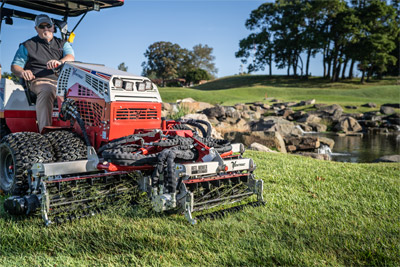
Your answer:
[0,132,54,195]
[45,130,87,162]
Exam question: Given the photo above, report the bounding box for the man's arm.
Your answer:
[47,42,75,69]
[11,44,35,80]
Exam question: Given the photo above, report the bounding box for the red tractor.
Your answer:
[0,0,263,225]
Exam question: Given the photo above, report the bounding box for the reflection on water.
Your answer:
[319,133,400,163]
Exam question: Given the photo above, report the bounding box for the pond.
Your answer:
[316,133,400,163]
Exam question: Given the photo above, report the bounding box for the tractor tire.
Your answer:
[0,132,54,195]
[44,130,87,162]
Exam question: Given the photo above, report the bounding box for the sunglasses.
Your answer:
[38,24,52,29]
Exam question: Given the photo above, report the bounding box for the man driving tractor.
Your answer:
[11,14,75,132]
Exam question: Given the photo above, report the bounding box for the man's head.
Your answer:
[35,14,54,42]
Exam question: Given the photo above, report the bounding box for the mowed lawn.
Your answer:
[159,75,400,109]
[0,151,399,266]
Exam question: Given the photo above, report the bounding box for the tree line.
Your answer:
[141,42,217,86]
[236,0,400,82]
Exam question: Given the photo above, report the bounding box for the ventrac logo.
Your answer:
[231,161,246,169]
[72,68,83,79]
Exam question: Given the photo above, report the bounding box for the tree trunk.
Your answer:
[348,59,355,79]
[341,57,348,79]
[360,70,365,83]
[323,45,328,77]
[366,68,372,82]
[306,48,311,78]
[269,53,272,76]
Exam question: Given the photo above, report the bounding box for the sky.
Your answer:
[0,0,330,78]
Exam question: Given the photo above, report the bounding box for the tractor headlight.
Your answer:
[124,81,134,91]
[114,78,123,88]
[145,81,153,90]
[137,82,145,91]
[136,81,153,91]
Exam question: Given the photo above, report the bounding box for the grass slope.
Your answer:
[1,152,399,266]
[159,75,400,107]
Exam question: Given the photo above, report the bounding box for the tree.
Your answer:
[191,44,218,77]
[142,41,187,86]
[354,0,399,82]
[1,72,19,83]
[236,2,277,75]
[185,68,210,85]
[118,62,128,71]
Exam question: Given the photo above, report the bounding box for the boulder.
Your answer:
[224,106,241,120]
[297,114,322,124]
[297,123,313,132]
[214,119,250,135]
[177,97,196,103]
[179,101,214,113]
[316,104,343,120]
[299,99,316,106]
[334,117,362,133]
[373,155,400,163]
[249,142,277,153]
[250,117,303,137]
[386,113,400,125]
[224,131,287,153]
[345,106,358,110]
[242,110,262,121]
[361,102,377,108]
[162,102,172,111]
[296,152,331,161]
[285,136,320,151]
[203,105,226,120]
[181,114,222,139]
[318,137,335,149]
[308,122,327,132]
[380,106,395,115]
[382,103,400,108]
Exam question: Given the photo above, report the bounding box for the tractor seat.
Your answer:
[21,79,37,106]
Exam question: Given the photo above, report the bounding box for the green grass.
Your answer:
[1,151,399,266]
[159,75,400,108]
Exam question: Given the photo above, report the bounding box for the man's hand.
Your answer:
[21,70,35,81]
[47,60,62,70]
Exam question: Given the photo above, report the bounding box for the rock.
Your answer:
[292,111,306,120]
[180,101,214,113]
[386,113,400,125]
[334,117,362,133]
[297,114,322,124]
[242,110,262,121]
[203,105,226,120]
[308,122,327,132]
[319,137,335,149]
[261,104,271,109]
[250,117,303,137]
[314,103,327,109]
[373,155,400,163]
[214,119,250,135]
[316,104,343,120]
[345,105,358,109]
[234,104,245,111]
[225,131,287,153]
[296,152,331,161]
[285,136,320,151]
[249,142,277,153]
[380,106,395,115]
[297,123,313,132]
[277,109,294,119]
[162,102,172,111]
[286,145,297,152]
[249,105,262,112]
[177,97,196,103]
[224,106,241,120]
[361,102,377,108]
[299,99,316,106]
[181,114,222,139]
[382,103,400,108]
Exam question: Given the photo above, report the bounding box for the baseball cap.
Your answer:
[35,14,53,27]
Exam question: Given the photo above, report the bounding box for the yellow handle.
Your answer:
[68,32,76,43]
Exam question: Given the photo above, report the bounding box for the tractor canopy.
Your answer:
[1,0,124,17]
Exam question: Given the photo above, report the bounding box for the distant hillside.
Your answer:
[194,74,398,90]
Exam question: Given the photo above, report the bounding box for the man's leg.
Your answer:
[30,78,57,132]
